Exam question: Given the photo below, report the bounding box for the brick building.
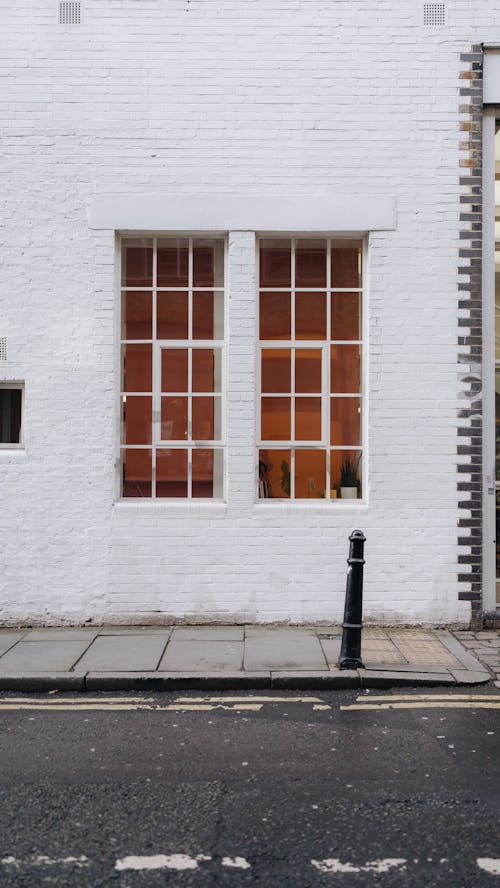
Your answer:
[0,1,499,627]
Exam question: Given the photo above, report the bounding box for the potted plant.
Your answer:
[340,456,359,499]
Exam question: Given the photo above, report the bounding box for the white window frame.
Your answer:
[0,382,24,450]
[119,235,227,500]
[256,236,366,502]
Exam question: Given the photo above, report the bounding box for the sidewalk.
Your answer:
[0,625,493,691]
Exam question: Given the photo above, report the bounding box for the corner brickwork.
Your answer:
[458,45,484,630]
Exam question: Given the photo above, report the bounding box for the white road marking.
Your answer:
[311,858,407,874]
[1,855,88,867]
[115,854,211,871]
[221,856,251,869]
[477,858,500,875]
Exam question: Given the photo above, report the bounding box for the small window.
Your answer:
[0,385,23,447]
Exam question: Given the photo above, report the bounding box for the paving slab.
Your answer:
[449,669,490,685]
[159,640,243,672]
[77,635,168,672]
[362,663,455,674]
[0,641,91,672]
[22,629,100,642]
[0,632,28,657]
[440,633,487,671]
[97,626,173,636]
[318,637,341,666]
[388,633,460,667]
[0,673,86,691]
[244,633,327,671]
[170,626,244,641]
[244,626,316,638]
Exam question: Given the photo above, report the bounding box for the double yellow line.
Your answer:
[0,695,330,713]
[341,694,500,711]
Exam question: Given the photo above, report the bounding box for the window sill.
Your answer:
[113,500,227,516]
[254,500,368,512]
[0,447,26,456]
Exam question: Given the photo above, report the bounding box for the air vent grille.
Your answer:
[0,339,6,362]
[59,1,81,25]
[423,3,446,26]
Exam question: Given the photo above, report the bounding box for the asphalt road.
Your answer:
[0,688,499,886]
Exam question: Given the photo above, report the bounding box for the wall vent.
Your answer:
[0,339,6,362]
[59,1,81,25]
[423,3,446,26]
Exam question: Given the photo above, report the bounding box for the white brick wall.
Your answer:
[1,0,497,626]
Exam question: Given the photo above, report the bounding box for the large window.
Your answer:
[120,237,225,499]
[257,238,363,500]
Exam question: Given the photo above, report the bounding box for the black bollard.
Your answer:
[338,529,366,670]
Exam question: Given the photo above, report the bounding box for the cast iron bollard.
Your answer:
[338,529,366,670]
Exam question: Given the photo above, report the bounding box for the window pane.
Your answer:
[330,449,362,498]
[330,345,361,393]
[193,239,224,288]
[123,396,152,445]
[122,239,153,288]
[261,397,291,440]
[295,349,322,393]
[295,292,326,340]
[0,389,21,444]
[161,349,188,393]
[260,239,291,287]
[192,349,221,393]
[259,291,291,340]
[161,397,188,440]
[122,291,152,340]
[331,292,361,340]
[295,397,322,440]
[295,449,326,499]
[261,349,291,394]
[259,449,290,498]
[156,448,188,498]
[295,239,327,287]
[193,291,224,340]
[192,448,223,498]
[331,397,361,445]
[122,449,152,498]
[122,344,152,392]
[331,240,362,289]
[157,292,188,340]
[192,396,222,440]
[157,238,189,287]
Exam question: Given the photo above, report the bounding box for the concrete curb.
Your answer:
[0,669,491,692]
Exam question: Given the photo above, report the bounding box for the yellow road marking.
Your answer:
[174,696,323,703]
[342,701,500,711]
[0,697,146,705]
[0,704,158,711]
[356,694,500,702]
[157,703,263,711]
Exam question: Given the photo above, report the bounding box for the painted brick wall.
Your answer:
[1,0,498,626]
